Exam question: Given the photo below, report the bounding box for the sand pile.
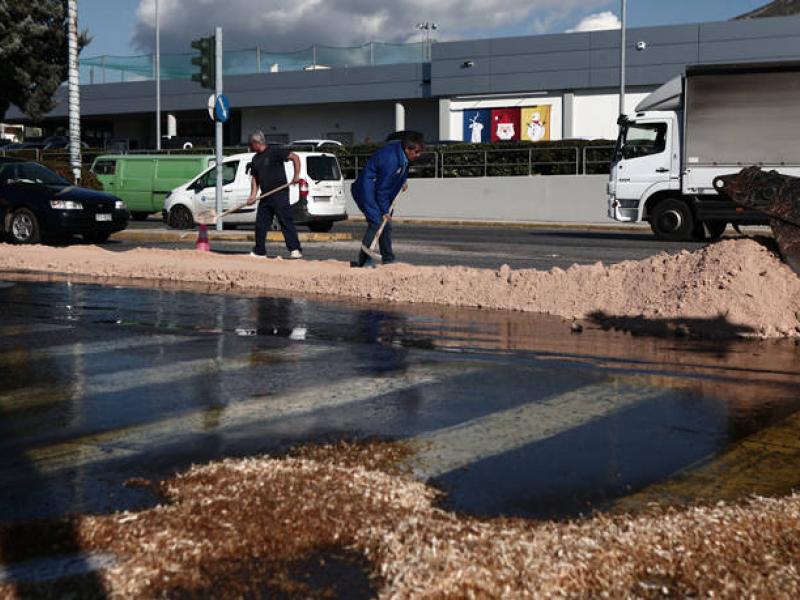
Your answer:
[3,442,800,598]
[1,238,799,338]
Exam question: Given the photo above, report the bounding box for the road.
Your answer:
[116,219,712,270]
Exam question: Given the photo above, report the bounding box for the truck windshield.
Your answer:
[618,122,667,160]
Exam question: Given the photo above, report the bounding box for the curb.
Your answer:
[345,215,652,232]
[111,230,353,243]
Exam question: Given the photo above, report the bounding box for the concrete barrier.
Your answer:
[345,175,611,224]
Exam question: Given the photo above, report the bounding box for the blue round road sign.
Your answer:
[214,94,231,123]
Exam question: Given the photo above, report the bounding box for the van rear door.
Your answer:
[305,155,345,214]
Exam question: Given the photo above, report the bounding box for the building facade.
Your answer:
[6,15,800,149]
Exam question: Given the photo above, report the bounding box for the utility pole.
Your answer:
[619,0,627,117]
[156,0,161,150]
[214,27,223,232]
[66,0,81,183]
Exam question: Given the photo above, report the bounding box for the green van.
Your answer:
[91,154,214,220]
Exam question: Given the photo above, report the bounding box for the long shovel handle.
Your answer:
[216,182,292,220]
[369,196,400,252]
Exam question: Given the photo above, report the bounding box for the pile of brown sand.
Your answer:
[1,238,798,338]
[3,442,800,598]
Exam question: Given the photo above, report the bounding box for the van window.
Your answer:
[306,156,342,181]
[93,160,116,175]
[195,162,238,189]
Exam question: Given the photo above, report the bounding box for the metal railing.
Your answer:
[2,145,617,177]
[79,41,428,85]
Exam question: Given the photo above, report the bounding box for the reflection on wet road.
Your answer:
[1,276,799,528]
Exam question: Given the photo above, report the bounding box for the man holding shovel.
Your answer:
[352,131,425,267]
[246,130,303,259]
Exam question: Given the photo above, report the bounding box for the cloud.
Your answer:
[132,0,612,53]
[566,11,621,33]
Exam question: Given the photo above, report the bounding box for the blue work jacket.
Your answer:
[351,141,408,223]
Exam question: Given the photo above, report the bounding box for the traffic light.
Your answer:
[191,36,215,89]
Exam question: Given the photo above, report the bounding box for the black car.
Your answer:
[0,157,129,244]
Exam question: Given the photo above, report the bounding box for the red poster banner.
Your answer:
[490,108,521,142]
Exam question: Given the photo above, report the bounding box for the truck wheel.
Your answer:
[650,198,695,241]
[168,205,194,230]
[9,208,41,244]
[308,221,333,233]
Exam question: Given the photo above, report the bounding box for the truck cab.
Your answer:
[608,111,680,228]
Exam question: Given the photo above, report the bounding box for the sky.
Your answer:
[77,0,775,58]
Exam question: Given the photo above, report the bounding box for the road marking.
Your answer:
[14,362,472,475]
[612,410,800,513]
[0,324,72,338]
[0,334,196,364]
[408,379,668,479]
[0,343,331,412]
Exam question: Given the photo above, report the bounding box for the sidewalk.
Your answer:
[112,229,353,243]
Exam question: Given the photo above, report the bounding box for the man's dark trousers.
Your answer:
[358,219,394,266]
[253,192,302,256]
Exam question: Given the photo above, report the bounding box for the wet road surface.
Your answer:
[1,275,799,532]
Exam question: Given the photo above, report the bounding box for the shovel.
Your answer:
[195,182,292,225]
[360,195,400,260]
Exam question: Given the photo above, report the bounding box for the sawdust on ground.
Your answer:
[1,238,799,338]
[2,441,799,598]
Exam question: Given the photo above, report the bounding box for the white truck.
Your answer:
[608,61,800,241]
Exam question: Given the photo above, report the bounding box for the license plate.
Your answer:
[314,196,331,202]
[95,213,112,222]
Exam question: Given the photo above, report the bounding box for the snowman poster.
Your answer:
[521,105,551,142]
[462,109,490,143]
[490,108,521,142]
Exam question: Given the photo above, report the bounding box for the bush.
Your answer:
[41,159,103,190]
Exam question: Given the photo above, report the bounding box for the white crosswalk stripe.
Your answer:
[408,379,667,479]
[18,362,472,475]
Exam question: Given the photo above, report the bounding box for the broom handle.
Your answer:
[369,196,400,251]
[216,182,292,220]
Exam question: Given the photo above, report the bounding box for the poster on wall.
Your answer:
[490,108,521,142]
[462,109,491,143]
[520,106,551,142]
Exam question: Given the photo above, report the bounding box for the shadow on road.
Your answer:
[587,312,756,340]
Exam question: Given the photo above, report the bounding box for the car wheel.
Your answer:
[83,231,111,244]
[9,208,41,244]
[168,205,194,229]
[649,198,695,242]
[131,212,151,221]
[308,221,334,233]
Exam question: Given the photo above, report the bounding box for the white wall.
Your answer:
[345,175,611,224]
[572,92,650,140]
[447,96,563,142]
[241,100,438,145]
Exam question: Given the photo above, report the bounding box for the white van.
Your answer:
[163,151,347,232]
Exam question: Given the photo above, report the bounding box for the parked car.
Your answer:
[163,151,347,232]
[90,154,214,220]
[289,139,344,150]
[0,157,129,244]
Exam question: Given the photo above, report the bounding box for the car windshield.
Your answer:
[306,156,341,181]
[0,162,70,185]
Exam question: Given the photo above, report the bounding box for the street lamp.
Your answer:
[416,22,438,61]
[156,0,161,150]
[619,0,627,117]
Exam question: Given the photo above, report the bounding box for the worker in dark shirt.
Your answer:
[246,130,302,259]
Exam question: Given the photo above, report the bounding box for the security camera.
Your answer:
[636,41,647,51]
[461,60,474,68]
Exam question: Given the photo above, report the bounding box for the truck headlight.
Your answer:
[51,200,83,210]
[115,200,126,210]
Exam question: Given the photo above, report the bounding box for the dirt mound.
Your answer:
[4,441,800,598]
[1,238,798,338]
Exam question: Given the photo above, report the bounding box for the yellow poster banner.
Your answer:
[520,106,551,142]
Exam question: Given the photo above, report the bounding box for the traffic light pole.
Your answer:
[214,27,223,232]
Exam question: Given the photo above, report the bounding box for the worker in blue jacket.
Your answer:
[351,131,425,267]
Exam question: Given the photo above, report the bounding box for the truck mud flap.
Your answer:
[713,167,800,275]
